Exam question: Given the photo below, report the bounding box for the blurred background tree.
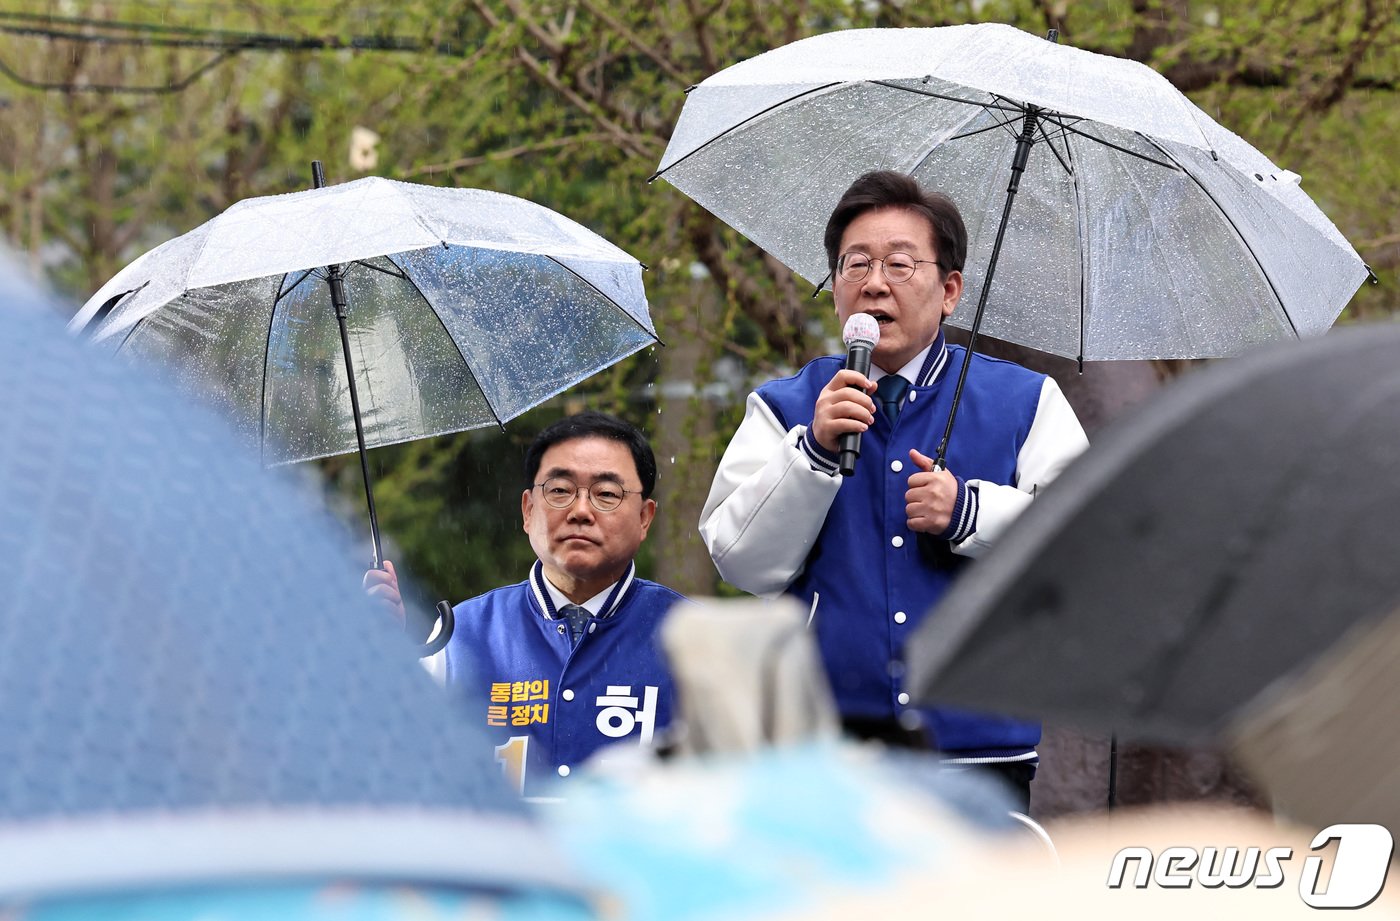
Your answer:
[0,0,1394,812]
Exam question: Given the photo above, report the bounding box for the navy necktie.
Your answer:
[876,374,909,424]
[558,603,591,645]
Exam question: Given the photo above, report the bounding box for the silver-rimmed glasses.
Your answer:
[836,252,941,284]
[534,476,641,512]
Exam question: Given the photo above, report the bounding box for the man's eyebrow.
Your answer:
[543,466,625,483]
[842,238,926,253]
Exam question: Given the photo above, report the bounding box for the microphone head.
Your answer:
[842,313,880,350]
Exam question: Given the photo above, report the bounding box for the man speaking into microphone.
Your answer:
[699,171,1087,808]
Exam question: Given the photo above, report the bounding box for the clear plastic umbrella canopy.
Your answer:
[656,24,1369,361]
[0,258,586,916]
[70,176,658,465]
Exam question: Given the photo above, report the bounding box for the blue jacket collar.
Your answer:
[528,559,636,622]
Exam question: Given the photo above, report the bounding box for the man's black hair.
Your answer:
[822,170,967,276]
[523,411,657,499]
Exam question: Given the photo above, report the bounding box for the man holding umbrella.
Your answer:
[699,171,1087,808]
[367,412,684,795]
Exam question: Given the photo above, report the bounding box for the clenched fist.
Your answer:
[905,448,959,534]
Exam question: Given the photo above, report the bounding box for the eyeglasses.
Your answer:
[534,476,641,512]
[836,252,941,284]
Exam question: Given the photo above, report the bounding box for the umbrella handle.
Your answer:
[419,600,455,658]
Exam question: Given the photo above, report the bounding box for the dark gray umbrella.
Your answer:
[905,320,1400,748]
[0,253,585,910]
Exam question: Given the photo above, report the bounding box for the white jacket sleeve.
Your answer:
[699,392,842,595]
[954,375,1088,558]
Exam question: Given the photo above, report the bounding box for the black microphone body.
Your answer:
[837,342,873,476]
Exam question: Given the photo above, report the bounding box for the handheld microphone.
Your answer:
[838,313,880,477]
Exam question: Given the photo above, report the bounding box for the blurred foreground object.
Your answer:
[0,255,587,917]
[554,597,1039,920]
[660,596,841,755]
[557,744,1029,921]
[771,805,1400,919]
[907,321,1400,833]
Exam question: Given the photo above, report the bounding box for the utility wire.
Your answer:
[0,11,464,53]
[0,47,237,93]
[0,9,469,93]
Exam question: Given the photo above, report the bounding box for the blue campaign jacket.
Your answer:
[757,345,1046,758]
[444,561,684,794]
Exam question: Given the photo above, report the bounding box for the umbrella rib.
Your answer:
[905,105,993,179]
[351,258,408,280]
[1036,121,1075,178]
[259,277,285,467]
[650,82,843,181]
[1052,121,1180,172]
[383,252,507,431]
[945,119,1017,144]
[872,80,1025,116]
[1138,137,1299,339]
[274,268,318,306]
[114,311,152,355]
[81,284,141,339]
[1065,124,1088,367]
[544,255,665,347]
[1033,119,1073,177]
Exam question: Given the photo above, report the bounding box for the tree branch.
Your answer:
[685,209,807,364]
[511,46,658,160]
[681,0,720,75]
[574,0,692,87]
[1305,0,1386,113]
[497,0,565,57]
[406,131,617,177]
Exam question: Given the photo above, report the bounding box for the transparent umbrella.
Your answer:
[655,24,1370,466]
[71,167,658,578]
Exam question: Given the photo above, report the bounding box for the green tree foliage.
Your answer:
[0,0,1394,607]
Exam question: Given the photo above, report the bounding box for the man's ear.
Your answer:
[638,498,657,540]
[941,269,963,319]
[521,489,534,534]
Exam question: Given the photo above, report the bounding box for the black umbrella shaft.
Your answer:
[934,107,1040,470]
[328,266,384,569]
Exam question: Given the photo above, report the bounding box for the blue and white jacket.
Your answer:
[443,561,684,795]
[699,335,1087,761]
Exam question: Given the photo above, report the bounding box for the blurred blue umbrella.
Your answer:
[69,167,659,579]
[0,252,589,918]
